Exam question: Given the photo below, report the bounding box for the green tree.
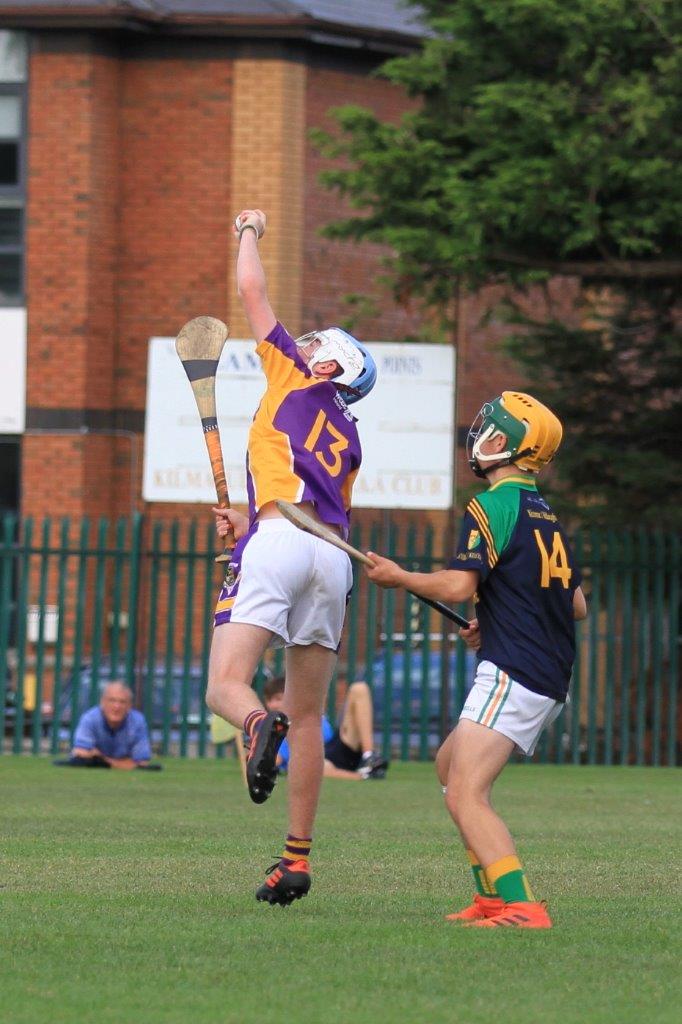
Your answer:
[503,284,681,528]
[313,0,682,526]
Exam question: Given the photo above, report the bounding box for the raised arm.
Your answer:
[234,209,277,342]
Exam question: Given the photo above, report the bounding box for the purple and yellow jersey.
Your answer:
[451,477,582,702]
[246,322,362,530]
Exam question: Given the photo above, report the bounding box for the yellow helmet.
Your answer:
[467,391,563,477]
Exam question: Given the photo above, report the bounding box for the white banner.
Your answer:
[0,307,26,433]
[143,337,455,510]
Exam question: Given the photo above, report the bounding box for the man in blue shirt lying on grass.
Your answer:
[56,681,155,770]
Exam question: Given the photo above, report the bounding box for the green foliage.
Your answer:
[313,0,682,525]
[502,285,682,528]
[314,0,682,296]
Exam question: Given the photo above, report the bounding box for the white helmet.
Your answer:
[296,327,377,403]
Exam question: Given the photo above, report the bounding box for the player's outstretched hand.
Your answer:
[459,617,481,651]
[364,552,406,589]
[213,507,249,541]
[234,209,266,240]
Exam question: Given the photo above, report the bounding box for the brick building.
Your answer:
[0,1,526,531]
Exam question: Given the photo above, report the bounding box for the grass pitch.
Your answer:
[2,757,680,1024]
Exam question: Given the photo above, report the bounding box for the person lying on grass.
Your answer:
[263,675,388,781]
[56,681,154,770]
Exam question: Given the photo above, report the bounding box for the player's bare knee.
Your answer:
[205,676,237,713]
[435,759,448,788]
[205,683,220,714]
[445,773,478,819]
[290,707,324,729]
[348,680,370,700]
[435,741,451,786]
[445,788,463,825]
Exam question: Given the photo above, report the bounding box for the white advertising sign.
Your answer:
[143,337,455,510]
[0,307,26,433]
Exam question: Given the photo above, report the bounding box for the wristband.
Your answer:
[235,216,262,241]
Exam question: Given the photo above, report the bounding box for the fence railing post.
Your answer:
[31,518,51,755]
[603,530,617,766]
[667,533,679,767]
[619,532,634,765]
[651,530,665,766]
[50,518,70,755]
[0,514,16,750]
[635,529,650,765]
[180,520,197,758]
[13,517,33,754]
[400,523,416,761]
[162,521,180,756]
[418,524,433,762]
[345,522,362,687]
[89,518,109,706]
[587,529,602,765]
[570,532,583,764]
[381,520,397,761]
[109,518,127,679]
[144,521,163,736]
[68,519,90,746]
[125,513,144,693]
[199,521,216,758]
[363,523,379,687]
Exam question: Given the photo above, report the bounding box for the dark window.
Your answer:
[0,252,21,302]
[0,141,18,185]
[0,32,26,306]
[0,206,20,245]
[0,438,20,515]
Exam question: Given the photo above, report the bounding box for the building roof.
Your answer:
[0,1,427,52]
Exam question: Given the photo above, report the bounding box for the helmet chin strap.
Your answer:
[336,382,362,400]
[472,428,533,477]
[475,449,534,478]
[472,427,513,466]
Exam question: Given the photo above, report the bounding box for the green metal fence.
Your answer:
[0,514,679,765]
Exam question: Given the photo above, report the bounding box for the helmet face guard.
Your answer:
[296,328,377,404]
[467,392,562,478]
[467,398,529,478]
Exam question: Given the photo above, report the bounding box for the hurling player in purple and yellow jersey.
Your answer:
[205,208,376,907]
[365,392,587,929]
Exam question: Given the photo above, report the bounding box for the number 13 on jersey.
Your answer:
[304,410,349,477]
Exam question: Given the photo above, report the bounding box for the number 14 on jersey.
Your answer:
[533,529,572,588]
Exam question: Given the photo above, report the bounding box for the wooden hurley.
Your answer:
[175,316,233,562]
[275,500,470,628]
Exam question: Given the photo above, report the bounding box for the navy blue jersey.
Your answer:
[451,476,582,701]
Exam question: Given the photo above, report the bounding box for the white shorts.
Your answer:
[214,518,353,650]
[459,660,564,755]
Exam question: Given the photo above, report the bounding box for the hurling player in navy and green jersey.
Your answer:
[206,209,377,908]
[366,392,586,929]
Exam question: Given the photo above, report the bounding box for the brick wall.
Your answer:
[112,44,233,516]
[116,46,233,411]
[24,35,120,517]
[304,64,424,342]
[228,58,306,337]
